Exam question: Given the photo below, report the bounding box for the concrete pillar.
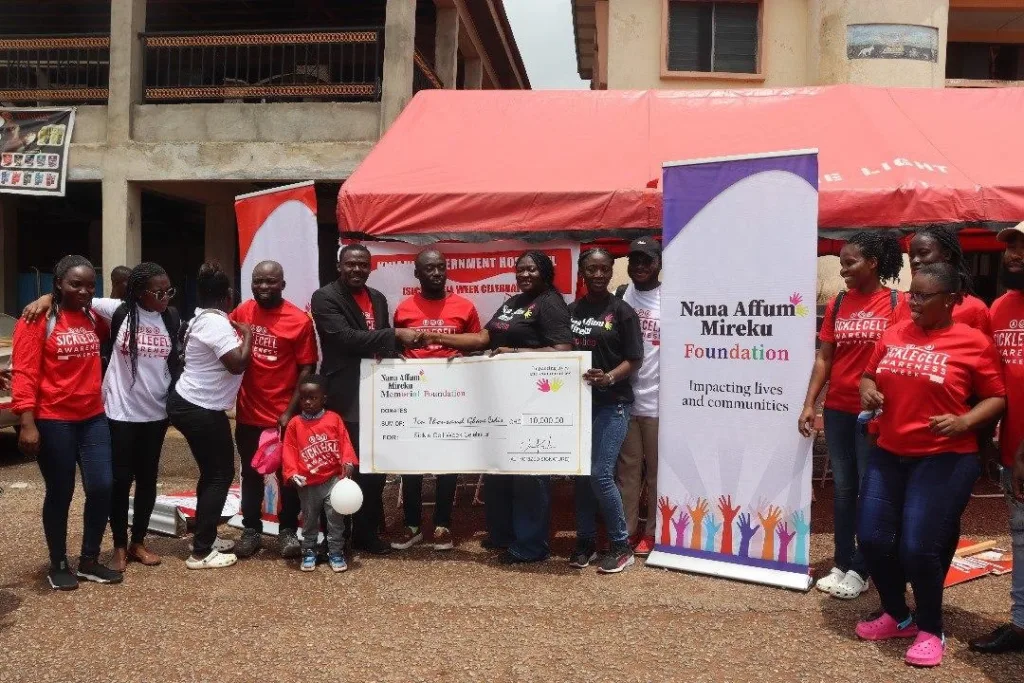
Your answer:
[464,58,483,89]
[812,0,950,87]
[107,0,147,142]
[380,0,417,133]
[205,204,237,283]
[435,7,460,89]
[101,178,142,293]
[0,196,18,315]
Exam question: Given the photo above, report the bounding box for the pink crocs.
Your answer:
[905,632,945,667]
[855,613,920,641]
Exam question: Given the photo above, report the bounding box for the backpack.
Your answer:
[831,288,899,325]
[100,303,183,383]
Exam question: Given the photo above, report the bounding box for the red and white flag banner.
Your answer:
[235,181,320,312]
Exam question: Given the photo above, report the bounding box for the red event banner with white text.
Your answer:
[235,181,320,312]
[363,241,579,317]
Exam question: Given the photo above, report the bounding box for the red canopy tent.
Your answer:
[337,86,1024,253]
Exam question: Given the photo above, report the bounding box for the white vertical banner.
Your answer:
[235,181,320,311]
[645,151,818,591]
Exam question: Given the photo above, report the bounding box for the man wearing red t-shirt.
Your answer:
[230,261,318,559]
[971,223,1024,655]
[390,250,481,551]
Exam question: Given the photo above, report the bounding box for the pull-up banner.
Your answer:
[645,150,818,591]
[235,181,320,312]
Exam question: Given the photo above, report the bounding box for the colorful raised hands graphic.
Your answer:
[717,495,740,555]
[702,514,722,552]
[687,498,710,550]
[671,511,690,548]
[737,513,760,558]
[758,505,783,560]
[658,496,677,546]
[791,510,811,565]
[776,522,796,564]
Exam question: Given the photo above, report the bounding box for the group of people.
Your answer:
[799,225,1024,666]
[8,224,1021,667]
[6,238,664,584]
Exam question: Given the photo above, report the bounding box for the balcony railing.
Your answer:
[141,28,383,103]
[413,49,443,94]
[0,34,110,103]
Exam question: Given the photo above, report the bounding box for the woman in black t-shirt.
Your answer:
[425,251,572,563]
[568,249,644,574]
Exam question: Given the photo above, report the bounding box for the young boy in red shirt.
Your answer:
[282,376,358,573]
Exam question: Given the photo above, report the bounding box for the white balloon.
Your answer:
[329,478,363,515]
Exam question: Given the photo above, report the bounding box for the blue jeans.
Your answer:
[858,448,980,636]
[484,474,551,561]
[1001,466,1024,629]
[576,403,631,545]
[35,414,113,565]
[822,408,870,577]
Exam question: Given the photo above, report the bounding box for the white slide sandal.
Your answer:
[186,550,238,570]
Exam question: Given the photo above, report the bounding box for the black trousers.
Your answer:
[108,418,169,548]
[403,474,457,528]
[167,389,236,557]
[236,423,300,533]
[345,421,387,544]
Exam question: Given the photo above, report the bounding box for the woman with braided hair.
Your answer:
[11,255,121,590]
[24,262,183,570]
[898,226,991,334]
[799,230,904,600]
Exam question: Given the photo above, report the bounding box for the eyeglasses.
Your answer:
[908,290,947,303]
[145,287,176,301]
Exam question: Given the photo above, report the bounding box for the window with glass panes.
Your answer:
[667,1,759,74]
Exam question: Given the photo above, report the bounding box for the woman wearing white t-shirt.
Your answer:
[167,261,252,570]
[22,262,183,571]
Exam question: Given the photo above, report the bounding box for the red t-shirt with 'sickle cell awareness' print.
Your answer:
[230,300,319,428]
[10,310,104,421]
[282,411,358,487]
[866,321,1005,456]
[394,292,481,359]
[819,289,902,414]
[990,290,1024,466]
[352,288,375,330]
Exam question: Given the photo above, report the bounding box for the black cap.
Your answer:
[628,238,661,258]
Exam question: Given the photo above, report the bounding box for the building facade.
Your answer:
[574,0,1022,301]
[0,0,528,315]
[574,0,1024,91]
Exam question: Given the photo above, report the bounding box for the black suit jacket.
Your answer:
[310,281,397,422]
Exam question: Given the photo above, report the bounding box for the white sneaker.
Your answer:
[816,567,846,593]
[186,550,238,570]
[213,537,235,553]
[830,570,869,599]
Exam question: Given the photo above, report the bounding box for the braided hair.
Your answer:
[518,251,557,288]
[913,227,974,295]
[578,247,614,270]
[845,231,903,284]
[916,262,962,296]
[50,254,96,321]
[122,262,168,383]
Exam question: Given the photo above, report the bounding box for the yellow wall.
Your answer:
[602,0,956,90]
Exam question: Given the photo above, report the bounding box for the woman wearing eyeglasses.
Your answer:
[24,262,182,570]
[856,262,1006,667]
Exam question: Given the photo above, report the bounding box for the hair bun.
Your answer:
[198,260,224,278]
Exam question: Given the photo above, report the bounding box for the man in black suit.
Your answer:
[310,244,421,554]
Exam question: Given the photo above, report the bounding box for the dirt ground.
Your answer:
[1,428,1022,683]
